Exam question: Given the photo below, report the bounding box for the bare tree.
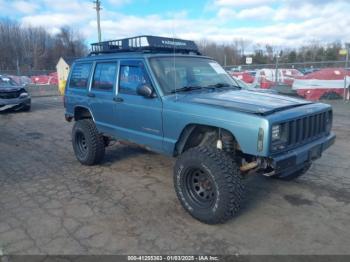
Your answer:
[0,19,88,73]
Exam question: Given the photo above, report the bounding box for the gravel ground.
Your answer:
[0,97,349,255]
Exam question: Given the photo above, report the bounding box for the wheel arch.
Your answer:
[74,106,95,121]
[174,123,240,156]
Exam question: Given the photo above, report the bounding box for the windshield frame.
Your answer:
[147,55,237,96]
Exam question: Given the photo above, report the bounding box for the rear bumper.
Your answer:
[270,133,335,177]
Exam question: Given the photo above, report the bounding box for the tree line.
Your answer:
[0,18,347,72]
[0,19,87,73]
[197,39,347,66]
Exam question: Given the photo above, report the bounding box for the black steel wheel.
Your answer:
[174,146,245,224]
[183,167,217,209]
[75,130,88,159]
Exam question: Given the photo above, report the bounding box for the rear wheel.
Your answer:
[72,119,105,165]
[174,146,245,224]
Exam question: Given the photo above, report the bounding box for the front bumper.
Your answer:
[0,97,31,110]
[270,132,336,177]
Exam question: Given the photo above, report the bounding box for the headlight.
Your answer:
[19,92,28,98]
[257,127,264,152]
[325,110,332,132]
[271,125,281,141]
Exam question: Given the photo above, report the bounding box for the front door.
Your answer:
[113,60,163,152]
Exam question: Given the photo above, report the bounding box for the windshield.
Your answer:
[231,77,250,89]
[0,77,17,88]
[149,57,236,95]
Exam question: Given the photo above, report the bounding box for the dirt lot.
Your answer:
[0,97,349,255]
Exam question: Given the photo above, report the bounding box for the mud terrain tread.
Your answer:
[72,119,105,165]
[174,146,245,224]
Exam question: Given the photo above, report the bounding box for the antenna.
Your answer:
[172,22,178,100]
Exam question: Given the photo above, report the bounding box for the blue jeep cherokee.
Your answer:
[64,36,335,224]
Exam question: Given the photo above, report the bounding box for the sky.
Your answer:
[1,0,350,49]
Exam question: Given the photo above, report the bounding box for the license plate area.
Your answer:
[309,145,322,160]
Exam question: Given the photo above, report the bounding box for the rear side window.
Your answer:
[69,63,92,89]
[92,62,117,91]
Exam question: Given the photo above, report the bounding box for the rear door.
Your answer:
[88,61,118,133]
[65,62,93,115]
[113,59,163,152]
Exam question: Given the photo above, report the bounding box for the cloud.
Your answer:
[218,5,275,20]
[14,0,350,48]
[12,1,39,14]
[107,0,132,7]
[214,0,276,8]
[21,13,92,34]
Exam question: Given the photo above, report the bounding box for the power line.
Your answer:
[93,0,102,43]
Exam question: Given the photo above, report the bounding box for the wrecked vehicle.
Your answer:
[64,36,335,224]
[0,75,31,112]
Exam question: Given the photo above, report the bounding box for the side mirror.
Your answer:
[136,84,155,98]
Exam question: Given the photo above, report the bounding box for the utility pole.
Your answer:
[93,0,102,42]
[275,53,279,88]
[346,43,350,68]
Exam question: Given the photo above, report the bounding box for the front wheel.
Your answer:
[72,119,105,165]
[173,146,245,224]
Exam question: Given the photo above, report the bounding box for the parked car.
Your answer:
[0,75,31,112]
[64,36,335,224]
[229,71,255,84]
[293,68,350,100]
[231,75,278,94]
[254,68,304,88]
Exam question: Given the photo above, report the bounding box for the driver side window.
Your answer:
[119,61,151,95]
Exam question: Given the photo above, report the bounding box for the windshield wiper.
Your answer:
[205,83,241,90]
[171,85,203,93]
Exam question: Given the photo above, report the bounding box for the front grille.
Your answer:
[271,110,332,152]
[0,91,21,99]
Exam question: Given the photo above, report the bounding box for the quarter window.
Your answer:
[92,62,117,91]
[69,63,92,89]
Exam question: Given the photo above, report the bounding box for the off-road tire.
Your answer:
[72,119,105,165]
[174,146,245,224]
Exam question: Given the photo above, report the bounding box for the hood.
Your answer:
[176,89,312,115]
[0,86,23,93]
[246,87,278,94]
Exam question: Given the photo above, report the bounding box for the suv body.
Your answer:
[0,75,31,112]
[64,36,335,224]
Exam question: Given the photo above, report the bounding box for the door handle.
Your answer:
[113,97,124,103]
[87,93,95,98]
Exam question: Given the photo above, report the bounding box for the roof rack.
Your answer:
[90,35,200,55]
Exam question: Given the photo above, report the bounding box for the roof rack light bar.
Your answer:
[90,35,200,55]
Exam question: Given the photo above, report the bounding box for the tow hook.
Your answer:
[240,161,258,172]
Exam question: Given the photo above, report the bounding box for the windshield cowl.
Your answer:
[170,84,241,94]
